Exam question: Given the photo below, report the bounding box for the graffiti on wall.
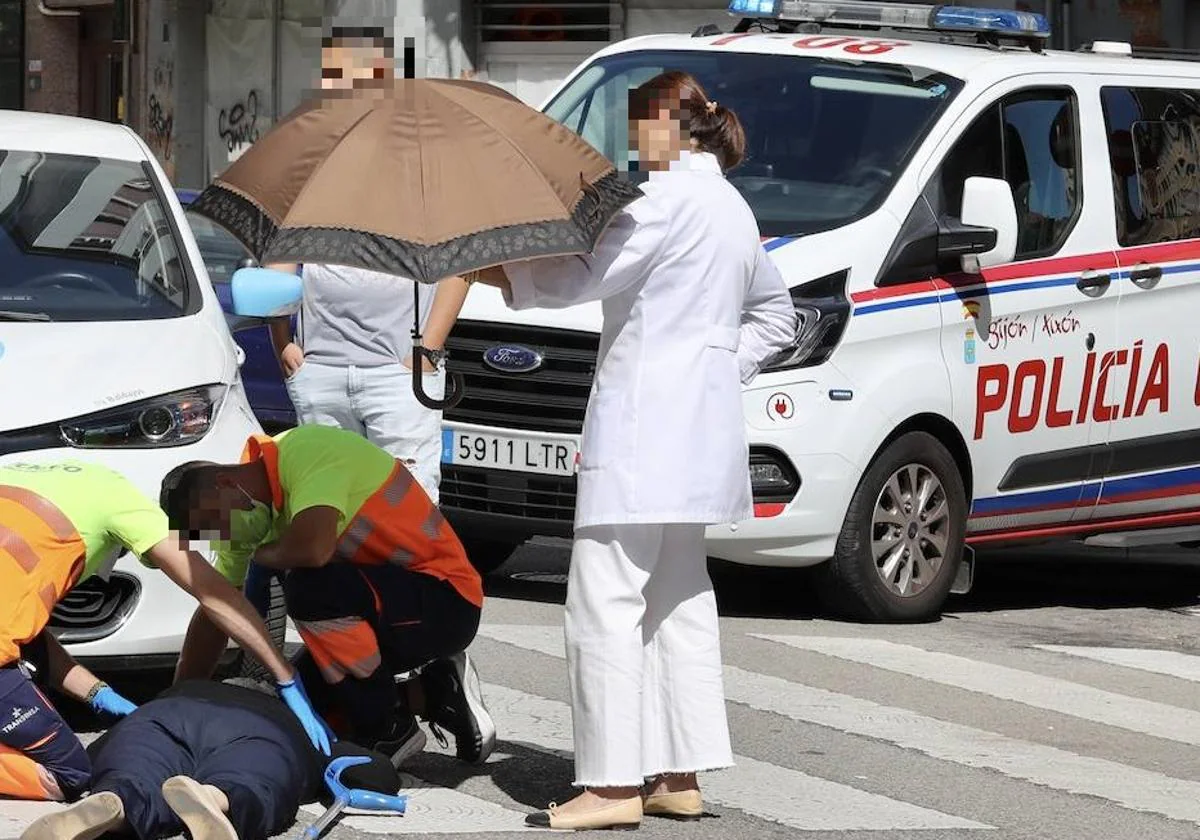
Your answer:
[146,57,175,180]
[218,90,262,157]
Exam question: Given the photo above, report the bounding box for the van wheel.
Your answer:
[461,535,520,576]
[817,431,966,622]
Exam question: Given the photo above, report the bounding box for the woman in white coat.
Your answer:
[472,70,797,831]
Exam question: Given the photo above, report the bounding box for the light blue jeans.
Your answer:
[285,360,445,503]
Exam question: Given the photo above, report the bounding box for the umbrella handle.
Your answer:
[412,345,465,410]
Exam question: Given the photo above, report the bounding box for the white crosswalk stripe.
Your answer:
[1034,645,1200,683]
[476,624,1200,827]
[755,635,1200,746]
[477,682,990,831]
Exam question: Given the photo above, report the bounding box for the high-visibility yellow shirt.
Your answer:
[0,460,169,578]
[214,425,395,587]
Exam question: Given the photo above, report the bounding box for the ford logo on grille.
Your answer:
[483,344,543,373]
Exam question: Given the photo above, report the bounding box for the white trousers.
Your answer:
[566,523,734,787]
[286,361,445,502]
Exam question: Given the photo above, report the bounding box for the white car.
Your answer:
[0,111,262,666]
[433,1,1200,621]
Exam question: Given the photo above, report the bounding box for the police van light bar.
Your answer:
[726,0,1052,41]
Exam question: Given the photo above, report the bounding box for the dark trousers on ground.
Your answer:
[88,696,317,840]
[276,563,480,743]
[0,661,90,801]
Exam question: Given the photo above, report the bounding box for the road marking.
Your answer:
[479,624,1200,826]
[757,635,1200,747]
[298,774,539,835]
[479,682,988,831]
[1035,645,1200,683]
[475,626,987,831]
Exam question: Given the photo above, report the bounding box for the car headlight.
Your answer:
[59,386,225,449]
[763,268,851,372]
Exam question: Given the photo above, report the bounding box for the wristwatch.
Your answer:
[423,347,447,368]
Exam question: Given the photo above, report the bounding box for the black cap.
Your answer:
[327,741,402,794]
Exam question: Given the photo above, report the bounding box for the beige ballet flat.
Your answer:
[525,795,643,830]
[644,789,703,820]
[161,776,237,840]
[19,791,125,840]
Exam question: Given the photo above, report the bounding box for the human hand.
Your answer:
[89,684,138,718]
[278,674,335,755]
[281,342,305,378]
[403,350,438,373]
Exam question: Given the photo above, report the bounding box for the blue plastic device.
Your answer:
[301,756,408,840]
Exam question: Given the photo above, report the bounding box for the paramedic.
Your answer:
[0,460,329,803]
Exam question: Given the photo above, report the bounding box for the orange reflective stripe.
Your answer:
[334,463,483,608]
[0,487,76,540]
[294,616,382,684]
[240,434,284,509]
[0,524,39,573]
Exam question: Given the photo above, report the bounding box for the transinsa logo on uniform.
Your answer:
[2,706,37,734]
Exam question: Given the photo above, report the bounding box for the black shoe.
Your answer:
[372,713,428,769]
[421,651,496,764]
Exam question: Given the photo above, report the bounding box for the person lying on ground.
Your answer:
[0,460,329,804]
[19,677,401,840]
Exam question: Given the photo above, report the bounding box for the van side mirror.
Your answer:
[230,267,302,318]
[958,176,1017,272]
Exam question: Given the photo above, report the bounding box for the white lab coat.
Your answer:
[504,151,797,529]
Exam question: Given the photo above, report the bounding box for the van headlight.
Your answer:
[763,269,851,372]
[59,386,225,449]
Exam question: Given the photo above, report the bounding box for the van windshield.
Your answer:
[544,50,963,237]
[0,151,196,322]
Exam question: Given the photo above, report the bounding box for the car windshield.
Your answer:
[544,50,963,237]
[0,150,196,322]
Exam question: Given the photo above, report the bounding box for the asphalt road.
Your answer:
[4,540,1200,840]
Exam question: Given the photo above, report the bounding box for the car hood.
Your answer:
[0,318,230,431]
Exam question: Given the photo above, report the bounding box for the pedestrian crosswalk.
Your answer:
[4,623,1200,839]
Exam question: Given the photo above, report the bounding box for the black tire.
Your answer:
[460,535,520,576]
[816,431,967,623]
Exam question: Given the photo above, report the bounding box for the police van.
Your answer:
[437,0,1200,622]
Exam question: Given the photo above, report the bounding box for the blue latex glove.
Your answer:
[89,685,137,718]
[278,675,334,755]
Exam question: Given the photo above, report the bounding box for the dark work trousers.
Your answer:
[279,562,481,744]
[0,662,90,801]
[88,696,317,840]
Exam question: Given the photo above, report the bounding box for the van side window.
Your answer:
[938,89,1080,261]
[1101,86,1200,247]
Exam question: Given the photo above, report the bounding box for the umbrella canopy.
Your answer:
[189,78,642,283]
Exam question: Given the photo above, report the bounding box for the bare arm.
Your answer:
[174,606,230,683]
[265,262,302,376]
[40,633,105,703]
[147,538,295,684]
[250,507,341,570]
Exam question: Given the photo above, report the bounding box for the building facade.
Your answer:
[7,0,1200,187]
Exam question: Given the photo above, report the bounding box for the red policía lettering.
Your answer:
[792,36,857,49]
[844,39,909,55]
[1093,349,1128,422]
[1075,351,1097,424]
[1122,340,1144,418]
[1045,357,1074,428]
[1135,343,1170,417]
[1007,360,1045,435]
[1195,355,1200,407]
[975,364,1009,440]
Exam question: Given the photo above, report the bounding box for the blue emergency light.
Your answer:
[725,0,1051,41]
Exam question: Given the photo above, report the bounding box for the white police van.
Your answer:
[433,0,1200,622]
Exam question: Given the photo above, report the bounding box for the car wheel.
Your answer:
[461,535,520,576]
[817,431,967,622]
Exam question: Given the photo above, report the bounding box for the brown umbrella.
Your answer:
[189,78,642,283]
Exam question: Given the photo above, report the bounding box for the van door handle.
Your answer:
[1129,264,1163,288]
[1076,270,1112,295]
